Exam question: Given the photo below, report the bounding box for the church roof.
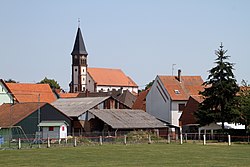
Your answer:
[87,67,138,87]
[71,28,88,55]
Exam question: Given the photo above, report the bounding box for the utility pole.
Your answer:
[37,94,41,148]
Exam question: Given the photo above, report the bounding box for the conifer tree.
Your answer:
[195,43,239,130]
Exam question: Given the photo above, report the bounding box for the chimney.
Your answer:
[177,69,181,82]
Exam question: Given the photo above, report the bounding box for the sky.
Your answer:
[0,1,250,91]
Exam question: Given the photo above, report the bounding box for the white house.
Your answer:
[146,70,204,131]
[0,79,14,105]
[38,121,69,139]
[0,79,56,105]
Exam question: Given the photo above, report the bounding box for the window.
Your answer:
[75,69,77,72]
[83,69,84,72]
[62,126,65,131]
[174,90,180,94]
[83,78,85,81]
[178,103,185,112]
[49,127,54,131]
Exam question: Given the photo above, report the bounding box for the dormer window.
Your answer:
[174,90,180,94]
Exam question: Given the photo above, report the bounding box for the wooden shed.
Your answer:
[38,121,69,139]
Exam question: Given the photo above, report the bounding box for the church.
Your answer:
[69,27,138,94]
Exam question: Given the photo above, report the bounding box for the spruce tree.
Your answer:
[195,43,239,130]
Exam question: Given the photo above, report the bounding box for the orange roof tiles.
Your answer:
[59,93,80,98]
[0,102,46,127]
[88,67,138,87]
[190,95,204,103]
[132,89,150,111]
[179,95,203,126]
[159,76,204,101]
[5,83,57,103]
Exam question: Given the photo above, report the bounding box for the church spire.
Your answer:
[71,27,88,56]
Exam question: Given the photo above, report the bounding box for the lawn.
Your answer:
[0,143,250,167]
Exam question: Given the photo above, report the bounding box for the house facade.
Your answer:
[0,79,13,105]
[146,70,204,131]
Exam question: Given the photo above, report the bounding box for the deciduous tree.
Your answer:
[38,77,60,89]
[236,80,250,133]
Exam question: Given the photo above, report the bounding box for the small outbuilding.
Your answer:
[38,121,69,139]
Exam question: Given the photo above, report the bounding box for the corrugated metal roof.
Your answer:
[38,121,69,127]
[88,109,166,129]
[52,97,110,117]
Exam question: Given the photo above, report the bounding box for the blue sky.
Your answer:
[0,1,249,91]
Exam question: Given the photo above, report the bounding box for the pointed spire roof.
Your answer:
[71,27,88,56]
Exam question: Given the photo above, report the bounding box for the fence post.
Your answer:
[18,138,21,149]
[124,135,127,145]
[228,135,231,146]
[203,135,206,145]
[180,134,183,145]
[148,134,152,144]
[47,137,50,148]
[167,134,171,144]
[73,137,77,147]
[99,136,103,145]
[185,133,187,143]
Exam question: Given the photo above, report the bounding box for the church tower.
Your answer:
[70,27,88,93]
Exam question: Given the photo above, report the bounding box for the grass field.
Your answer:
[0,143,250,167]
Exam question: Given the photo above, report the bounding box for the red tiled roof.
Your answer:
[88,68,138,87]
[179,95,203,126]
[5,83,57,103]
[132,89,150,111]
[0,102,46,127]
[159,76,204,101]
[59,93,80,98]
[190,95,204,103]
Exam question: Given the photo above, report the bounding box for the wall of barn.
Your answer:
[40,104,72,134]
